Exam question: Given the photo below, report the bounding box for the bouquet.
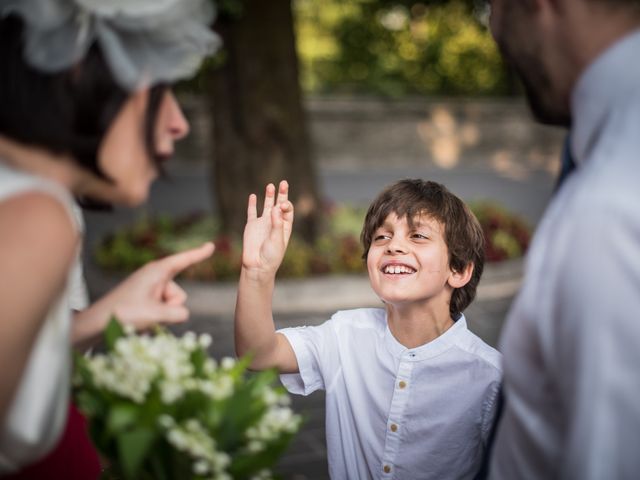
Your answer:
[74,319,301,480]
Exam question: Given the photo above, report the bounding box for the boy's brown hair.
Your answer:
[361,179,485,317]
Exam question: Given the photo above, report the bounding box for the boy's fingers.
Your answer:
[262,183,276,216]
[271,201,283,229]
[277,180,289,205]
[159,242,215,277]
[280,200,294,214]
[247,193,257,220]
[270,204,284,243]
[281,200,294,225]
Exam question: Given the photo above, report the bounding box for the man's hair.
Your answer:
[0,15,167,184]
[361,179,485,317]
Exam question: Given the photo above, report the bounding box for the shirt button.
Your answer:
[398,380,407,389]
[383,465,392,473]
[390,423,398,432]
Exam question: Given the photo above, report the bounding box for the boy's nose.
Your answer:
[385,238,408,255]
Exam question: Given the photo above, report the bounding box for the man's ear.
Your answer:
[448,263,474,289]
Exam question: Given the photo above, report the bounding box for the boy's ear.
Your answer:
[448,263,474,289]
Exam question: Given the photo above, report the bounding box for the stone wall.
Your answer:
[178,95,565,179]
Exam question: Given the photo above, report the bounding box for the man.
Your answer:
[487,0,640,478]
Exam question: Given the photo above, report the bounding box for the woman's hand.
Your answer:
[73,242,214,349]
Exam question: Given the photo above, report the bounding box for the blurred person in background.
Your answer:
[0,0,219,477]
[487,0,640,478]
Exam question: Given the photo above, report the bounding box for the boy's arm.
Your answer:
[235,181,299,373]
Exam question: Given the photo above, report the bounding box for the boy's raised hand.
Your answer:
[242,180,294,276]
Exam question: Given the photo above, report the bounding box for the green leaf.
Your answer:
[104,316,125,351]
[190,347,207,377]
[117,427,156,479]
[75,390,103,418]
[107,404,139,434]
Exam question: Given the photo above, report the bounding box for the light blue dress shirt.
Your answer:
[491,29,640,480]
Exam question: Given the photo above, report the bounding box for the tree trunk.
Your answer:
[207,0,321,242]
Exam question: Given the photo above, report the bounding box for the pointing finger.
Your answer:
[262,183,276,216]
[158,242,215,278]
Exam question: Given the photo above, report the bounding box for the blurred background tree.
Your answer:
[203,0,322,242]
[295,0,514,96]
[193,0,516,242]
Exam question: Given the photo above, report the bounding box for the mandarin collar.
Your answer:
[384,314,467,362]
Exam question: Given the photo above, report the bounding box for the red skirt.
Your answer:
[4,402,101,480]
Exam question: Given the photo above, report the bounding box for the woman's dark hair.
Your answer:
[361,179,485,317]
[0,15,167,182]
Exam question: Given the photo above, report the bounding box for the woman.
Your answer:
[0,0,219,475]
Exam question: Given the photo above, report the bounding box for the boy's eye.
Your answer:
[373,234,390,241]
[412,233,429,240]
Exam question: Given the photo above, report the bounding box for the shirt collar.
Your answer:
[384,314,468,362]
[571,28,640,165]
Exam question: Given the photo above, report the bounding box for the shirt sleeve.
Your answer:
[549,202,640,479]
[277,319,337,396]
[480,380,503,446]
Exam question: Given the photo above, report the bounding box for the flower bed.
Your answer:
[95,202,530,281]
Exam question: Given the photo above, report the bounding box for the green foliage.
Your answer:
[295,0,508,96]
[179,0,508,97]
[95,201,530,281]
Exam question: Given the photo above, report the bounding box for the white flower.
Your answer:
[158,414,174,428]
[211,375,234,401]
[246,406,302,446]
[199,333,213,348]
[181,331,198,351]
[164,418,232,478]
[193,459,209,475]
[204,358,217,374]
[220,357,236,370]
[250,469,273,480]
[160,380,185,403]
[247,440,264,453]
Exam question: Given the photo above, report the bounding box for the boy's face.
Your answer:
[367,213,455,309]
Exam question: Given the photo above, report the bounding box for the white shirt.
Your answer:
[0,163,83,473]
[279,308,502,480]
[490,29,640,480]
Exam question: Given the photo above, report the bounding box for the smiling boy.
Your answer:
[235,179,502,479]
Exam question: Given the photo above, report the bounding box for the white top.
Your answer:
[0,163,86,473]
[279,308,502,480]
[490,29,640,480]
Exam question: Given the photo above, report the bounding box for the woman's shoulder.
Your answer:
[0,162,83,236]
[0,180,79,281]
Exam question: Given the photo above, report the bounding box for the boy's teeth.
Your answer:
[384,265,415,274]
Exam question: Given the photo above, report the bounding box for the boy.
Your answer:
[235,179,502,479]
